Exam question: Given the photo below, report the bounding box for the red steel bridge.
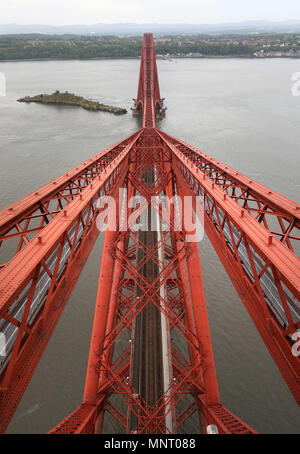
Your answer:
[0,33,299,434]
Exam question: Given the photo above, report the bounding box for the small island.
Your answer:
[17,90,127,115]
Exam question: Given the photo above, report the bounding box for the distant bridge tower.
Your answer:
[135,33,165,127]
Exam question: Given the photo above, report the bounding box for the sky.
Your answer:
[1,0,300,25]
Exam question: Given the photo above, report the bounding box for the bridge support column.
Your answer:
[83,228,115,405]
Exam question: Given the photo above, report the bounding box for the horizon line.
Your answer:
[1,19,300,27]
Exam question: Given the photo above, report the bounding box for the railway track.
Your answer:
[129,169,164,431]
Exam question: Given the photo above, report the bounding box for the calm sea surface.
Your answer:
[0,58,299,434]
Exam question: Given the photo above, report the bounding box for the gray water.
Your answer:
[0,58,299,434]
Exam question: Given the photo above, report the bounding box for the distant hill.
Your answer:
[1,21,300,36]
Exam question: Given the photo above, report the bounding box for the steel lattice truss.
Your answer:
[0,33,299,434]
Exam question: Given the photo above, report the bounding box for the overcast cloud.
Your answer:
[1,0,300,25]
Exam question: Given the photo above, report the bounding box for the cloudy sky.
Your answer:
[1,0,300,25]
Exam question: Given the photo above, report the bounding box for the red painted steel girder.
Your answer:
[159,129,300,254]
[1,31,299,434]
[50,127,256,434]
[0,133,141,433]
[0,131,140,269]
[158,132,300,404]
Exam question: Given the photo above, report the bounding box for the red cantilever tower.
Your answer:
[50,34,256,434]
[0,34,299,434]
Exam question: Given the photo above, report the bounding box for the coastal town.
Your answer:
[154,34,300,58]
